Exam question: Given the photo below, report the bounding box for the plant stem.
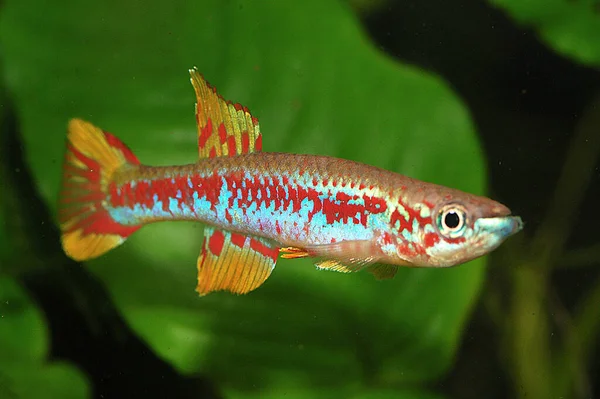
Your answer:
[554,272,600,397]
[573,273,600,365]
[509,263,551,399]
[506,92,600,399]
[530,93,600,268]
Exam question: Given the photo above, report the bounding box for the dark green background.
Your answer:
[1,0,599,398]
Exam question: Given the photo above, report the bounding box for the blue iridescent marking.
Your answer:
[168,198,179,214]
[107,166,396,248]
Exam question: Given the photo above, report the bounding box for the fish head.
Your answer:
[395,187,523,267]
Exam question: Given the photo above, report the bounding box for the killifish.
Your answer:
[58,67,523,296]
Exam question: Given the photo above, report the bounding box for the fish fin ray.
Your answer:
[190,67,262,159]
[305,240,381,267]
[196,227,279,295]
[314,259,371,273]
[58,119,141,261]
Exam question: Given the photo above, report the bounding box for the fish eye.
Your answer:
[437,204,467,238]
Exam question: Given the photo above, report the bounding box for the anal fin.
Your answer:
[196,226,279,295]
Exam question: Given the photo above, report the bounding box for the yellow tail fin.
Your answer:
[58,119,141,261]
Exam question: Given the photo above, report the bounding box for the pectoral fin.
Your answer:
[315,260,398,281]
[282,240,398,280]
[308,239,381,273]
[315,259,371,273]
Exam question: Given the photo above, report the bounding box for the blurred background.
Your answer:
[0,0,599,398]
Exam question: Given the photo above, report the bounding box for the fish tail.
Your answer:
[58,118,141,261]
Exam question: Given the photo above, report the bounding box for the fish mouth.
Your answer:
[474,215,524,239]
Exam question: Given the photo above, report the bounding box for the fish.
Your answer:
[58,67,523,296]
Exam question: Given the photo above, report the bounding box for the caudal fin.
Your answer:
[58,119,141,261]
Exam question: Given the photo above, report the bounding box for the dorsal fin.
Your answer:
[196,226,279,295]
[189,67,262,158]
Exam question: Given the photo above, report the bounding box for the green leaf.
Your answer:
[0,0,485,396]
[0,276,90,399]
[224,387,446,399]
[0,23,89,399]
[0,88,10,266]
[0,276,47,363]
[488,0,600,67]
[0,362,90,399]
[347,0,390,15]
[0,206,8,266]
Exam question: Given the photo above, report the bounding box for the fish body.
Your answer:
[58,68,523,296]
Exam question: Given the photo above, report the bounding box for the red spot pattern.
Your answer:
[218,123,227,144]
[199,118,213,148]
[218,172,388,228]
[424,232,440,248]
[390,199,432,238]
[398,241,426,257]
[249,237,279,263]
[446,236,467,245]
[208,229,225,255]
[255,135,262,151]
[390,200,466,250]
[241,132,249,153]
[107,165,390,240]
[227,135,236,155]
[224,231,278,263]
[230,232,246,248]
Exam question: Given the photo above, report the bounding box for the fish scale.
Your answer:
[105,153,436,249]
[58,68,523,296]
